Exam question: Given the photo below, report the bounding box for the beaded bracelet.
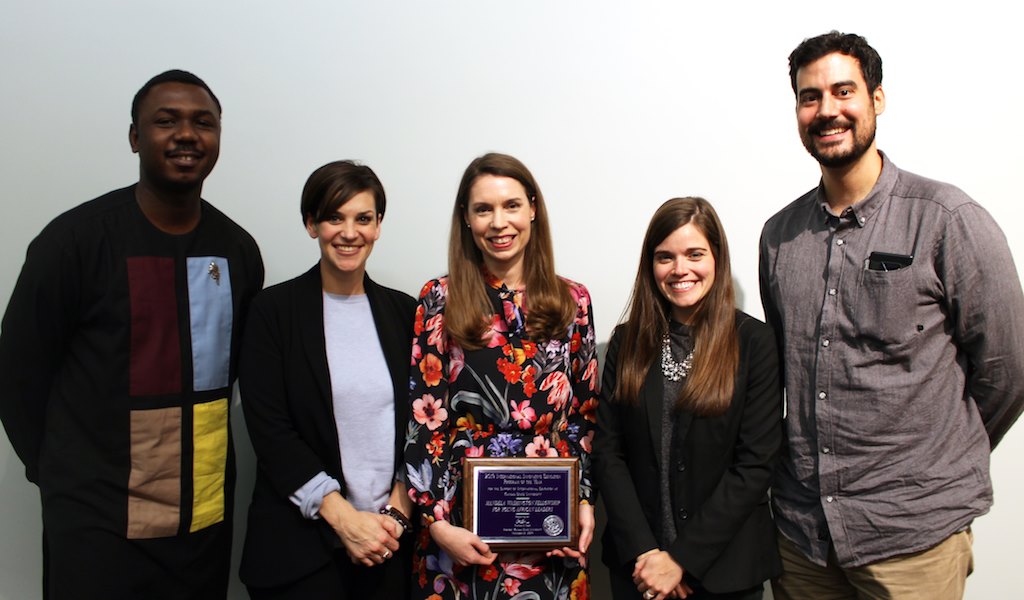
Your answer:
[379,504,412,532]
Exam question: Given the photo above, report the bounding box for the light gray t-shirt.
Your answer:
[322,292,395,513]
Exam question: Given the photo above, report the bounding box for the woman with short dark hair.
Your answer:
[239,160,416,599]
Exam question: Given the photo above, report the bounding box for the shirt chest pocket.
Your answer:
[853,266,917,347]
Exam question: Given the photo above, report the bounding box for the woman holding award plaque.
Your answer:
[404,153,599,599]
[593,198,782,600]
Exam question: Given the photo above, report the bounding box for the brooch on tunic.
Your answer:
[661,333,694,381]
[208,261,221,285]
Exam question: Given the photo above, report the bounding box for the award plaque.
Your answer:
[463,457,579,551]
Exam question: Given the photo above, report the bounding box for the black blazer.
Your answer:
[237,265,416,588]
[592,311,782,593]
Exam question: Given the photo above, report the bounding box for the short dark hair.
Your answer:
[300,160,386,225]
[131,70,221,124]
[789,31,883,96]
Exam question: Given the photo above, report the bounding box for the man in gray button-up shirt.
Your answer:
[760,31,1024,599]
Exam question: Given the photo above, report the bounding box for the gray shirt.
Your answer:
[759,153,1024,567]
[290,293,396,518]
[658,323,691,548]
[324,292,395,513]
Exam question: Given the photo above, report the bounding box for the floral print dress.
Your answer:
[405,273,599,600]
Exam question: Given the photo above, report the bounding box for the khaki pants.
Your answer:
[772,529,973,600]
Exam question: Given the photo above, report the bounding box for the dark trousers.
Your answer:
[247,545,411,600]
[609,563,764,600]
[44,522,230,600]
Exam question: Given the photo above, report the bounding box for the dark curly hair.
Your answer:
[789,31,883,96]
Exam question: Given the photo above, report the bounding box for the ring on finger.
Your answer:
[643,591,656,600]
[382,550,391,559]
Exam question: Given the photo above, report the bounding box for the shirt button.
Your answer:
[826,496,834,503]
[828,288,837,296]
[836,239,845,246]
[822,339,830,347]
[822,447,831,454]
[678,508,688,520]
[818,391,827,400]
[858,217,866,225]
[677,461,686,472]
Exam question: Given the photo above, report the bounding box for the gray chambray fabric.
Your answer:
[759,152,1024,567]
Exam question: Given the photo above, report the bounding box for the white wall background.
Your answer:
[2,2,1022,598]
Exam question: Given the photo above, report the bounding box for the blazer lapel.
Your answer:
[364,274,405,402]
[644,363,666,459]
[364,273,413,472]
[644,364,697,458]
[296,265,333,411]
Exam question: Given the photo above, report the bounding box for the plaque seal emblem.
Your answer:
[543,515,564,537]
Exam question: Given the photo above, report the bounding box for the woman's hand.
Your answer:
[389,480,415,530]
[429,519,497,567]
[380,480,415,538]
[319,491,401,567]
[633,549,694,599]
[546,502,595,566]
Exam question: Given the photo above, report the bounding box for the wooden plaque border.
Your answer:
[463,457,579,551]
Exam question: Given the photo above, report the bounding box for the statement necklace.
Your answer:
[661,333,694,381]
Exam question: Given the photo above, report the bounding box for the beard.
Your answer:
[801,116,876,169]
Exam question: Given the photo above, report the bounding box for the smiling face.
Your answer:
[306,190,380,294]
[130,82,221,192]
[795,52,885,169]
[652,222,716,324]
[465,174,535,286]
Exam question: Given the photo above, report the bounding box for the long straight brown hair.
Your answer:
[614,197,739,416]
[446,153,575,350]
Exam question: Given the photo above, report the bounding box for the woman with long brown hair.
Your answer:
[404,153,599,599]
[593,197,782,600]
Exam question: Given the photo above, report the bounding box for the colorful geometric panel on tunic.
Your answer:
[190,397,228,532]
[127,257,181,396]
[127,406,182,539]
[186,257,233,392]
